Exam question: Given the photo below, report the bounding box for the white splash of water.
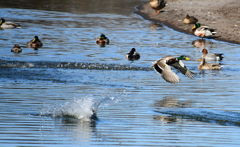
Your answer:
[40,91,126,121]
[41,97,95,121]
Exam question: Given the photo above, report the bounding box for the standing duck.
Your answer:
[149,0,166,14]
[183,15,198,24]
[27,36,43,49]
[151,55,195,84]
[126,48,140,61]
[192,23,217,38]
[0,18,21,29]
[197,48,223,62]
[96,34,110,46]
[11,44,22,53]
[198,49,222,70]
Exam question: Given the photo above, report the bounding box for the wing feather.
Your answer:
[171,60,195,79]
[151,58,180,84]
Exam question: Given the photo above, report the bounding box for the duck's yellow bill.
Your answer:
[196,58,201,62]
[185,57,190,60]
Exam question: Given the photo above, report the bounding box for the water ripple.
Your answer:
[155,108,240,126]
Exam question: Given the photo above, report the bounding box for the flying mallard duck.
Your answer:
[27,36,43,49]
[151,55,195,84]
[192,23,217,38]
[126,48,140,61]
[11,44,22,53]
[149,0,166,14]
[183,14,198,24]
[96,34,110,46]
[198,49,222,70]
[0,18,21,29]
[196,48,223,62]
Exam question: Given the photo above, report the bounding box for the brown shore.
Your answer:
[135,0,240,44]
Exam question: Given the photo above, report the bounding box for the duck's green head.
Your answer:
[0,18,5,25]
[178,55,190,61]
[32,36,39,43]
[192,23,201,30]
[100,34,107,39]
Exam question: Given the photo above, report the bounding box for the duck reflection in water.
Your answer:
[149,22,163,30]
[192,39,215,49]
[153,97,192,108]
[153,97,192,123]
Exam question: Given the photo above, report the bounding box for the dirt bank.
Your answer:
[135,0,240,44]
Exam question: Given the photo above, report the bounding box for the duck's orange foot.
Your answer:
[154,11,160,14]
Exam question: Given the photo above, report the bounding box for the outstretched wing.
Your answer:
[171,60,195,79]
[151,58,180,84]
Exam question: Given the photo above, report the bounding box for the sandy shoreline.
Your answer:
[135,0,240,44]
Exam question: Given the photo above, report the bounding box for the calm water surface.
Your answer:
[1,0,240,146]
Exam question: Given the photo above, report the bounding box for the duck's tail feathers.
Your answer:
[215,53,224,60]
[212,32,217,35]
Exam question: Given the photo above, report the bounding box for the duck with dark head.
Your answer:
[11,44,22,53]
[151,55,195,84]
[27,36,43,49]
[0,18,21,29]
[126,48,140,61]
[192,23,217,38]
[96,34,110,46]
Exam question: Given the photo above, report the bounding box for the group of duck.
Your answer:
[148,0,223,84]
[0,18,43,53]
[2,0,224,84]
[98,33,223,84]
[149,0,217,38]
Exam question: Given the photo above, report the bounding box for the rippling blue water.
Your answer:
[1,0,240,146]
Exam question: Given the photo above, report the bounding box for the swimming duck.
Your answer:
[11,44,22,53]
[151,55,195,84]
[198,49,222,70]
[27,36,43,49]
[196,48,223,62]
[149,0,166,14]
[183,15,198,24]
[126,48,140,61]
[96,34,110,46]
[192,23,217,38]
[0,18,21,29]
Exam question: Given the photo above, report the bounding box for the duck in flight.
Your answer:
[151,55,195,84]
